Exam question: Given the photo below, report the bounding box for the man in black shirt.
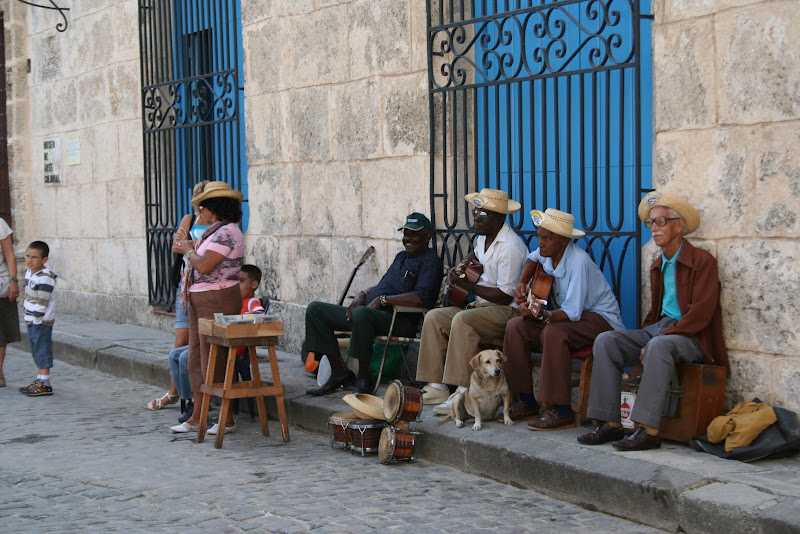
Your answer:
[305,213,443,395]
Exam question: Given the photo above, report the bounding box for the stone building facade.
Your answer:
[2,0,798,411]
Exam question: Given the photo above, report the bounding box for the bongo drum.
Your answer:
[383,380,421,424]
[327,411,360,449]
[378,426,418,464]
[347,420,386,456]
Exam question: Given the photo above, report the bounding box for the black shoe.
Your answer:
[178,400,194,423]
[306,371,354,396]
[612,426,661,451]
[353,379,371,394]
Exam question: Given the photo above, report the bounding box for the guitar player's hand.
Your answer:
[513,282,528,304]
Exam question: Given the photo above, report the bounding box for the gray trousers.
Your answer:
[586,317,702,429]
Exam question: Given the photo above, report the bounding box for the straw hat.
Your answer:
[343,393,385,421]
[191,181,243,207]
[464,188,521,214]
[530,208,585,238]
[637,191,700,235]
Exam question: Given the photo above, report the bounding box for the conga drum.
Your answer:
[347,420,386,456]
[378,426,418,464]
[383,380,421,424]
[327,411,361,449]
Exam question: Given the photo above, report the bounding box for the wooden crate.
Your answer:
[659,363,727,443]
[198,318,284,339]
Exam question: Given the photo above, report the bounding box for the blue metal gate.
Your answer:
[139,0,248,308]
[428,0,653,327]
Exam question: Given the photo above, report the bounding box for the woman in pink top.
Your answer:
[170,181,245,434]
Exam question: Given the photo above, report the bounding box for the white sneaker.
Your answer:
[421,384,450,405]
[208,422,237,435]
[170,422,198,433]
[433,391,460,415]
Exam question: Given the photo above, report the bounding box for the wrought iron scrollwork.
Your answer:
[17,0,70,33]
[142,71,239,132]
[430,0,635,91]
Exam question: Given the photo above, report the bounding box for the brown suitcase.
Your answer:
[659,363,727,442]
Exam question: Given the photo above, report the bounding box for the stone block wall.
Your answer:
[651,0,800,411]
[241,0,431,353]
[3,0,167,330]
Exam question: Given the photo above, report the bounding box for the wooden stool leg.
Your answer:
[248,345,270,437]
[576,355,593,426]
[268,344,290,442]
[215,346,239,449]
[197,343,220,443]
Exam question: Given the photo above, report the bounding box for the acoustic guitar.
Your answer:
[444,259,483,308]
[526,262,554,317]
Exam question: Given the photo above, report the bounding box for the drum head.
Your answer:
[378,426,394,463]
[383,380,402,420]
[329,411,362,423]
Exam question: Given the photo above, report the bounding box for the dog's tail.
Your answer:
[436,414,453,426]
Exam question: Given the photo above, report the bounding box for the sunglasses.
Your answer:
[472,208,489,222]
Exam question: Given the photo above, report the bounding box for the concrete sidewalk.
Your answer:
[11,314,800,533]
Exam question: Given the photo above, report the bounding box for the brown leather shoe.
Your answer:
[612,427,661,451]
[577,423,625,445]
[528,409,575,431]
[498,401,540,422]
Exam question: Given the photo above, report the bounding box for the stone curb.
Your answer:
[14,319,800,534]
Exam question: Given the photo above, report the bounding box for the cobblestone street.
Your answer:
[0,347,663,533]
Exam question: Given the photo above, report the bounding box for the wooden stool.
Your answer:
[197,319,290,449]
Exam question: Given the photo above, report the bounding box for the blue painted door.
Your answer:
[172,0,249,231]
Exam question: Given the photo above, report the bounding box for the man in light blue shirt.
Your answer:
[503,209,624,430]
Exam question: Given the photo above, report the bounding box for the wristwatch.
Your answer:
[9,276,17,282]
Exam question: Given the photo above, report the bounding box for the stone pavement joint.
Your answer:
[5,313,800,533]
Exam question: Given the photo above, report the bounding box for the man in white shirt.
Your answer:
[416,189,528,414]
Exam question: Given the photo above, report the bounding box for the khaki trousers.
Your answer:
[416,303,519,388]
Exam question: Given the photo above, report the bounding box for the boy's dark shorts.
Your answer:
[0,298,21,346]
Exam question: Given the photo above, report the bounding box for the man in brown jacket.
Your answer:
[577,191,728,451]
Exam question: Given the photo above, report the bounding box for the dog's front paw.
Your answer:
[455,418,464,428]
[503,416,514,426]
[472,422,482,431]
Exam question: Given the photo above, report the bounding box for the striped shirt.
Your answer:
[24,266,57,326]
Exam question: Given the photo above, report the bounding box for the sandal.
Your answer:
[147,392,179,410]
[0,375,5,387]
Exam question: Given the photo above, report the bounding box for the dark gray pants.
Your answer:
[587,317,702,429]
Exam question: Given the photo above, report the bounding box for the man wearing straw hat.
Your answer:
[578,191,728,451]
[416,188,528,414]
[502,208,625,430]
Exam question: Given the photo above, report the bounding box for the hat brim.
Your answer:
[537,220,585,238]
[464,193,521,214]
[397,225,431,231]
[343,393,385,421]
[191,187,243,207]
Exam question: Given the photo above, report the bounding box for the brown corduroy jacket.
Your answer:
[643,239,729,372]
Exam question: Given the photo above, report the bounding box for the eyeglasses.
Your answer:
[644,216,681,228]
[472,208,489,222]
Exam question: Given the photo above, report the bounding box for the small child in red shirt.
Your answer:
[236,264,265,360]
[238,264,265,317]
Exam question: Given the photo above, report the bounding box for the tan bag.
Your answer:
[707,401,777,452]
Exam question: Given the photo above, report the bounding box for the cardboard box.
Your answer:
[198,318,284,339]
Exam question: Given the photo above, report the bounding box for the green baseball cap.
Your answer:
[398,212,433,231]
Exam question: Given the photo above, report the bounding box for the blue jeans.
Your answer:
[169,345,192,400]
[28,323,54,370]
